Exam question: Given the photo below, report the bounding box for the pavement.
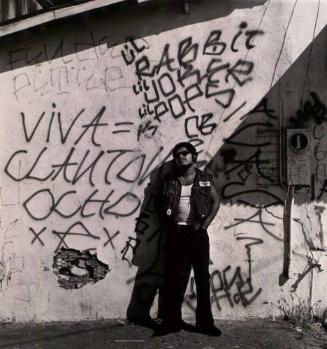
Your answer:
[0,318,327,349]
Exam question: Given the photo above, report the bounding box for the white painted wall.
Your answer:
[0,0,326,322]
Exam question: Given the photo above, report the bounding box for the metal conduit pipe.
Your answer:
[279,96,294,280]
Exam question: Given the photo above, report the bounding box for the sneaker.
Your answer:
[196,325,222,336]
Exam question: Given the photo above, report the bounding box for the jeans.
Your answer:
[162,223,214,328]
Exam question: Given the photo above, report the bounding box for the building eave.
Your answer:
[0,0,136,39]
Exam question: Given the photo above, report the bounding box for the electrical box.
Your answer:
[286,129,311,186]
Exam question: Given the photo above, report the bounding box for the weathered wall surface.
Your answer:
[0,0,326,322]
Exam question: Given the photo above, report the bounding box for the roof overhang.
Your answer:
[0,0,147,39]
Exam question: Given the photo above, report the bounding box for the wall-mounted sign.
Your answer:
[286,129,311,186]
[289,133,309,151]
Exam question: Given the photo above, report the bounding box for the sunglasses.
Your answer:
[174,150,190,158]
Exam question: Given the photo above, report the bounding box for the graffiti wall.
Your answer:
[0,0,326,321]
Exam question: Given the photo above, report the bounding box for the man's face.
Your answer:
[174,146,194,167]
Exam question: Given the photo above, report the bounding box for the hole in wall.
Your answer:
[53,248,109,289]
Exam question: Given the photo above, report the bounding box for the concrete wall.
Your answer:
[0,0,326,322]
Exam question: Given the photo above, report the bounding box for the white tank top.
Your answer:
[175,185,192,225]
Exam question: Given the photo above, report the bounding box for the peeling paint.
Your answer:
[53,248,109,289]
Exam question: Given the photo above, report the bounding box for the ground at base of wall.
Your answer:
[0,318,326,348]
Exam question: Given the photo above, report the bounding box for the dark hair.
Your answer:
[172,142,197,161]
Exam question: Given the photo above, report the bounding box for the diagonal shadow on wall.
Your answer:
[126,24,327,320]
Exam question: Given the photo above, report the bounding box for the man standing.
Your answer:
[157,142,221,336]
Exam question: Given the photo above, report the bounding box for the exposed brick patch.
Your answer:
[53,248,109,289]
